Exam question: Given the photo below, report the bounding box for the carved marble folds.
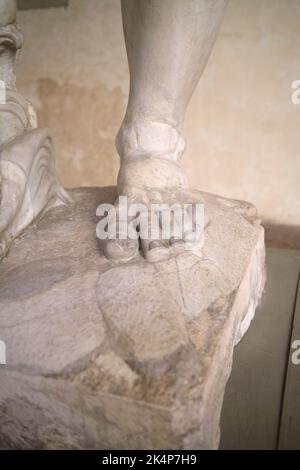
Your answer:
[0,0,70,258]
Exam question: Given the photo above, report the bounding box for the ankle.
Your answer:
[116,118,185,163]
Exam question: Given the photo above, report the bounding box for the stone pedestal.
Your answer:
[0,187,265,449]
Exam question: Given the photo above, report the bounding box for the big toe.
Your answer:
[141,239,171,263]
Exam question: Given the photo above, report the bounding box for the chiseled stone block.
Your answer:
[0,187,265,449]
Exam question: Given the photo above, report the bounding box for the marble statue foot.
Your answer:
[0,128,71,258]
[104,156,205,263]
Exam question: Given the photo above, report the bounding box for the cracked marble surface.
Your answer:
[0,187,265,449]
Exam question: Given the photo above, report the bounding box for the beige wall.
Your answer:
[16,0,300,226]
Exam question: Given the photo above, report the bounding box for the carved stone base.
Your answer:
[0,187,265,449]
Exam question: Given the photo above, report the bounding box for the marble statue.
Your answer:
[111,0,260,264]
[0,0,256,263]
[108,0,227,261]
[0,0,266,450]
[0,0,70,258]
